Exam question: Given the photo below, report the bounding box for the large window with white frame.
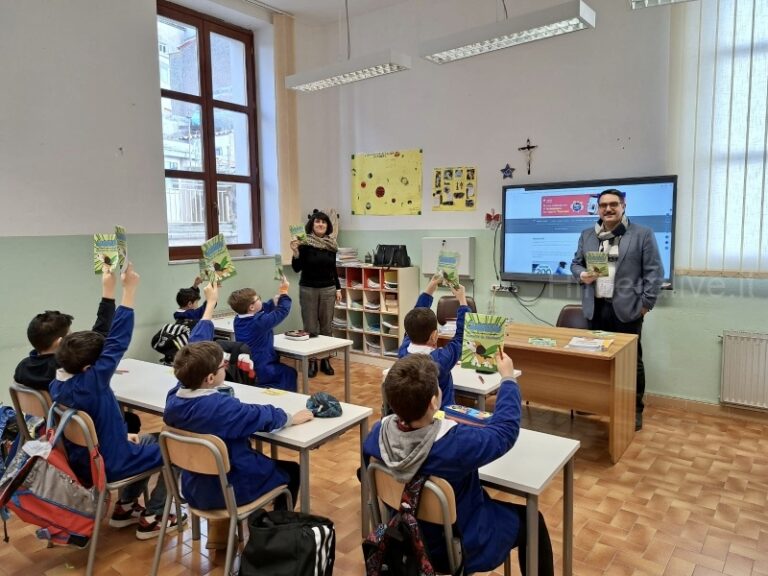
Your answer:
[157,0,261,260]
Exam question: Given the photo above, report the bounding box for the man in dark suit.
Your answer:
[571,189,663,430]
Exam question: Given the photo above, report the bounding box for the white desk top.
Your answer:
[479,428,580,495]
[450,366,522,395]
[211,316,353,356]
[112,359,371,450]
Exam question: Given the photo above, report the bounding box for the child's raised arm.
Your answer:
[121,262,140,308]
[102,266,116,300]
[425,273,442,295]
[450,283,467,306]
[202,282,219,321]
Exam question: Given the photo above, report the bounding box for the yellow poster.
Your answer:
[432,166,477,211]
[351,149,422,216]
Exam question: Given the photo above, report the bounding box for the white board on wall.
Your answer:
[421,237,475,279]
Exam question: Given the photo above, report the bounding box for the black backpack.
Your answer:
[150,322,192,364]
[363,475,442,576]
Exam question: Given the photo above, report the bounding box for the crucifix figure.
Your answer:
[518,138,538,175]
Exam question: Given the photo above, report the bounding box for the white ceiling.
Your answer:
[250,0,412,24]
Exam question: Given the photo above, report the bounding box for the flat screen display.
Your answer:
[501,175,676,286]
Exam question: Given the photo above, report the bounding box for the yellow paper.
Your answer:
[351,149,422,215]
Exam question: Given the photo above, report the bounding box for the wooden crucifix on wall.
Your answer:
[518,138,538,175]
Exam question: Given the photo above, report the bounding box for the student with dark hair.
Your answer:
[13,268,141,433]
[227,278,297,391]
[173,276,205,323]
[50,263,184,540]
[290,209,341,377]
[164,282,313,549]
[397,274,469,408]
[364,353,554,576]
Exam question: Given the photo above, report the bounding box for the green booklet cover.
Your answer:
[93,233,118,274]
[437,250,460,288]
[200,234,237,283]
[115,225,127,272]
[198,258,210,283]
[461,313,507,373]
[289,224,307,242]
[585,251,609,277]
[273,253,285,281]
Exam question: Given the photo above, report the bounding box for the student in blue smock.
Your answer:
[173,275,206,323]
[50,263,184,540]
[397,275,470,408]
[164,281,313,549]
[364,353,554,576]
[227,277,297,391]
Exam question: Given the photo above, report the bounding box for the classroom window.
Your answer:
[157,1,261,259]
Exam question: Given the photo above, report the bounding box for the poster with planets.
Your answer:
[432,166,477,211]
[351,149,422,215]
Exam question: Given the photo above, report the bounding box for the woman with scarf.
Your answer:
[290,210,342,377]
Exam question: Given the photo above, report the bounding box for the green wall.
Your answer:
[339,228,768,406]
[0,234,302,405]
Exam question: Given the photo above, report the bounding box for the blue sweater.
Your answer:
[50,306,162,482]
[163,319,290,509]
[364,377,522,573]
[398,292,469,407]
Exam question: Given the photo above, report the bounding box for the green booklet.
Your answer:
[273,253,285,281]
[200,234,237,283]
[461,313,507,373]
[115,225,127,272]
[528,337,557,347]
[289,224,307,242]
[585,251,609,276]
[93,233,118,274]
[197,258,209,282]
[437,250,461,289]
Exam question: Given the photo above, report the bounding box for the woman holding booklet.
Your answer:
[290,209,342,378]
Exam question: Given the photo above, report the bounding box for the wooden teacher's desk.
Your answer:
[502,323,637,464]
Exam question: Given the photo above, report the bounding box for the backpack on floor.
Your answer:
[0,405,107,547]
[151,321,192,364]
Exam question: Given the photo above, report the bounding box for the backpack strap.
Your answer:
[399,474,428,514]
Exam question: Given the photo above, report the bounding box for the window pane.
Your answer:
[166,178,207,247]
[157,16,200,95]
[213,108,250,175]
[210,32,247,105]
[218,182,252,244]
[162,98,204,172]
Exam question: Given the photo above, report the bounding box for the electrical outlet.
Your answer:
[491,283,507,291]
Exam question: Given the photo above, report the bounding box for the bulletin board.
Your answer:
[351,149,422,216]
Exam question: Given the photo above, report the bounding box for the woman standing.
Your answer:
[290,210,342,377]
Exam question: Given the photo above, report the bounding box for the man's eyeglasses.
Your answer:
[598,201,622,210]
[217,358,230,371]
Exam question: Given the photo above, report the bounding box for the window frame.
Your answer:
[158,0,261,261]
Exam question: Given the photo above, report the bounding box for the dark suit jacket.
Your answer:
[571,222,663,323]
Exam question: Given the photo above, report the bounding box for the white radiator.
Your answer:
[721,330,768,410]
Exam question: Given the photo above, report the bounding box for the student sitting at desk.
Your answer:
[364,353,554,576]
[164,281,313,550]
[227,278,297,391]
[173,275,206,323]
[50,263,180,539]
[397,275,469,407]
[14,266,140,433]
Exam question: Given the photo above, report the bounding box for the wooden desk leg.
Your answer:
[359,418,370,538]
[301,358,309,395]
[344,346,351,403]
[300,448,310,512]
[527,494,539,576]
[564,458,574,576]
[477,394,486,411]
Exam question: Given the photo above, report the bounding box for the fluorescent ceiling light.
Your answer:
[629,0,698,8]
[285,50,411,92]
[420,0,596,65]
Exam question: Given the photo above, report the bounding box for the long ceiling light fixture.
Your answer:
[285,0,410,92]
[420,0,596,65]
[285,50,411,92]
[629,0,698,8]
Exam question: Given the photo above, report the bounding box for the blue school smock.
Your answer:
[173,304,205,322]
[363,377,522,574]
[233,295,297,391]
[397,292,469,407]
[50,306,162,482]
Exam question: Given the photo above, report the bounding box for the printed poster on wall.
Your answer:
[432,166,477,211]
[351,149,422,216]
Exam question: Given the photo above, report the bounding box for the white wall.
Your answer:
[292,0,671,231]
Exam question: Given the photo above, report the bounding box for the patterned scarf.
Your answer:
[304,233,338,253]
[595,215,629,241]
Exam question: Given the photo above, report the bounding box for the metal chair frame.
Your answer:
[9,382,52,443]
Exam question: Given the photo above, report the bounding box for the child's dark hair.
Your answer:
[176,287,200,308]
[384,354,439,423]
[173,342,223,390]
[228,288,258,314]
[305,209,334,236]
[404,307,437,345]
[55,331,105,374]
[27,310,74,351]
